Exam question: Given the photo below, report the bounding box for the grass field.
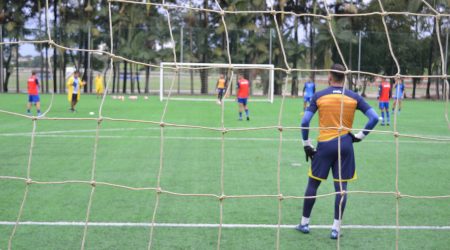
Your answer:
[0,93,449,250]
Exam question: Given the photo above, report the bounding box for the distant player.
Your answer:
[302,78,316,112]
[237,74,250,121]
[216,74,226,104]
[66,71,86,112]
[297,63,379,239]
[392,78,405,115]
[26,70,41,116]
[378,77,391,126]
[95,73,104,99]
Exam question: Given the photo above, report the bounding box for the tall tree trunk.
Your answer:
[426,20,436,99]
[53,0,58,94]
[3,51,12,92]
[145,64,150,94]
[122,60,127,93]
[136,66,141,94]
[16,44,19,93]
[291,10,299,97]
[412,77,419,99]
[130,63,134,93]
[361,78,368,97]
[112,61,116,93]
[189,24,194,94]
[45,46,49,93]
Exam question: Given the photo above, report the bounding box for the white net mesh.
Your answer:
[0,0,450,249]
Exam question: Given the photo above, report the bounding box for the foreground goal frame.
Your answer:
[159,62,275,103]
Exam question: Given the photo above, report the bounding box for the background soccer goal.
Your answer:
[159,62,275,103]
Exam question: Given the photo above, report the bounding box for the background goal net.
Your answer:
[159,62,275,102]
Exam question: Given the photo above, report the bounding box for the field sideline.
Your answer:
[1,93,449,249]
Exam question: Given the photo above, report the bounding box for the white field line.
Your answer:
[0,132,449,144]
[0,221,448,230]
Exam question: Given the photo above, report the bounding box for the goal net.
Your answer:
[1,0,450,250]
[159,62,275,103]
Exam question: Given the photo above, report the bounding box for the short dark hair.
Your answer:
[31,70,37,75]
[330,63,346,82]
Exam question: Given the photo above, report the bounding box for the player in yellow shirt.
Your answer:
[66,71,86,112]
[216,74,227,104]
[95,73,104,99]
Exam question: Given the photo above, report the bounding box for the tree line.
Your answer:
[0,0,449,99]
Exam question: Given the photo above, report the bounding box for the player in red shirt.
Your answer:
[27,70,41,116]
[237,74,250,121]
[378,77,391,126]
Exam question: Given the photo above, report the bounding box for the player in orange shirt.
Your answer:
[378,77,391,126]
[26,70,41,116]
[236,74,250,121]
[296,64,379,239]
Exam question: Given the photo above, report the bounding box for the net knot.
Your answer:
[286,68,292,75]
[381,11,388,17]
[220,10,225,16]
[278,194,284,200]
[441,74,447,80]
[219,194,226,201]
[278,126,283,132]
[222,128,228,134]
[393,131,400,138]
[90,181,96,187]
[160,122,165,127]
[26,178,32,185]
[156,187,162,193]
[97,117,103,124]
[396,192,402,199]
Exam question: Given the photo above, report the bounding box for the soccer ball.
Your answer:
[378,117,383,121]
[89,112,95,115]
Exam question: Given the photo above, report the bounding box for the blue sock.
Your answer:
[381,111,385,123]
[239,112,242,119]
[27,109,30,113]
[37,109,41,113]
[386,111,390,123]
[303,178,321,218]
[245,109,249,117]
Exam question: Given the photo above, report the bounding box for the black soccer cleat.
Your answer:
[295,224,310,234]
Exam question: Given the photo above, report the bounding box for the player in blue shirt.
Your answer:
[302,78,316,112]
[392,78,405,115]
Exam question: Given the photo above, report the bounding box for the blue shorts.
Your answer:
[28,95,40,103]
[218,88,225,95]
[379,102,389,109]
[393,95,403,100]
[304,96,312,103]
[237,98,248,106]
[309,134,356,182]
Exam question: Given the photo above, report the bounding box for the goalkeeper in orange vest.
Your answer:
[237,74,250,121]
[216,74,227,104]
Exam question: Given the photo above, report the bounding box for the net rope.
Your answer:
[0,0,449,249]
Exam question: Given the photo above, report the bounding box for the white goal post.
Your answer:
[159,62,275,103]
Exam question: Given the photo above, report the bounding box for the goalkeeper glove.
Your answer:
[349,131,366,143]
[302,140,316,162]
